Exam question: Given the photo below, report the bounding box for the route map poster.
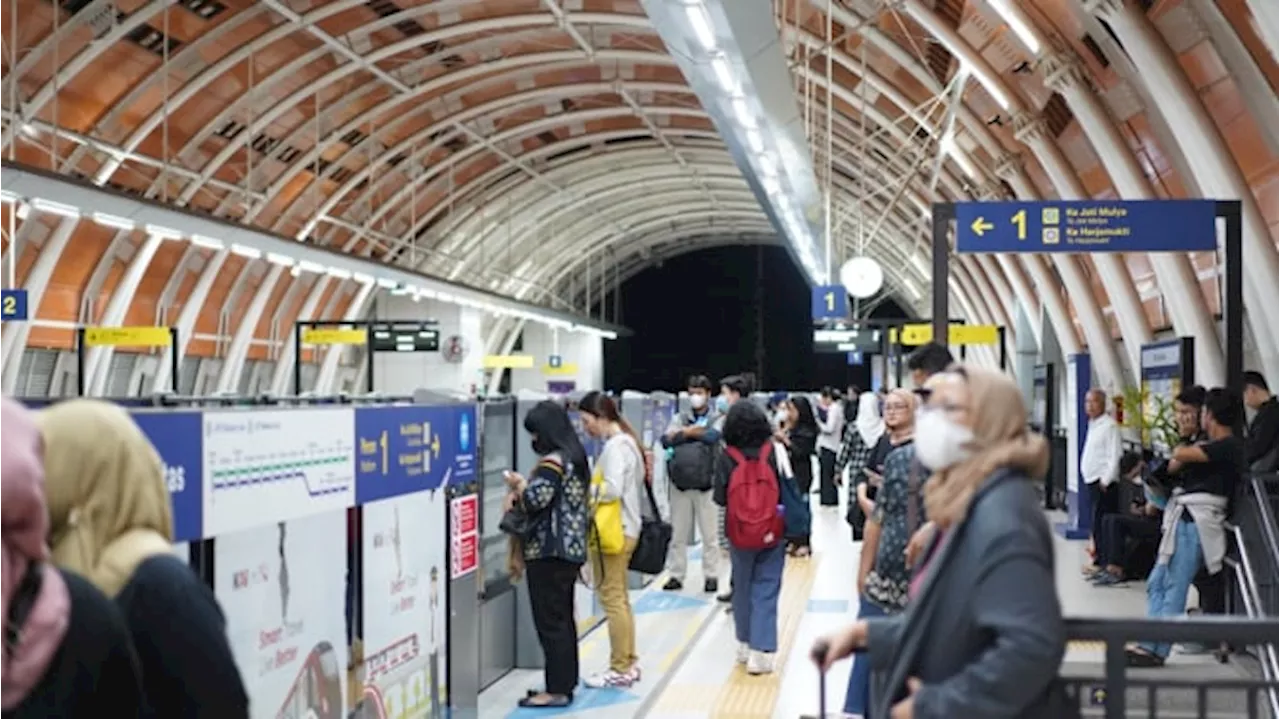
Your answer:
[215,511,348,719]
[359,490,448,719]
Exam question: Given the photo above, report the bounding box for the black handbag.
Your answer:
[629,469,672,575]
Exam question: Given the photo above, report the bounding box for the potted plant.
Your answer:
[1120,385,1180,455]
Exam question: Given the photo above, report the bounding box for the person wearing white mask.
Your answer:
[814,366,1067,719]
[661,375,722,593]
[838,392,886,540]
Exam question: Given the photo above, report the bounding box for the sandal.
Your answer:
[1125,646,1165,668]
[518,693,573,708]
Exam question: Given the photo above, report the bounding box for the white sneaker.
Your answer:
[735,643,750,665]
[746,650,775,675]
[582,669,635,688]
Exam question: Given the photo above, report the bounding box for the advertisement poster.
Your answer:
[449,494,478,580]
[361,490,448,719]
[132,411,204,541]
[216,511,348,719]
[203,408,356,535]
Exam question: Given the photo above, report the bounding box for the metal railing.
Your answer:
[1059,616,1278,719]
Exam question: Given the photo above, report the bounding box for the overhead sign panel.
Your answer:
[954,200,1218,254]
[813,328,881,354]
[303,328,367,345]
[482,354,535,369]
[1,289,28,321]
[897,323,999,346]
[811,285,849,321]
[83,326,172,347]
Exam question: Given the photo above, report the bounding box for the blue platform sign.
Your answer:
[132,411,203,541]
[1,289,28,321]
[811,285,848,321]
[451,404,477,484]
[954,200,1218,254]
[355,405,467,504]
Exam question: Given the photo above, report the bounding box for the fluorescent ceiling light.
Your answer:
[298,260,325,274]
[190,234,225,250]
[986,0,1040,55]
[326,267,352,280]
[266,252,295,266]
[229,243,261,259]
[92,212,136,231]
[757,154,777,177]
[0,190,19,204]
[761,176,781,196]
[145,224,184,240]
[910,253,930,278]
[744,128,764,154]
[375,277,398,289]
[388,285,412,295]
[685,3,717,51]
[957,59,1009,111]
[710,54,736,93]
[30,198,81,219]
[730,96,755,127]
[353,272,373,285]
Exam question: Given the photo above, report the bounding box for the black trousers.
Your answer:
[1097,513,1160,570]
[1194,568,1226,615]
[819,448,839,506]
[526,558,581,696]
[1087,482,1119,539]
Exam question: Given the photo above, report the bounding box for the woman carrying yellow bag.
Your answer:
[579,392,646,689]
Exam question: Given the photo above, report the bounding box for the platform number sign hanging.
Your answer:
[811,285,848,322]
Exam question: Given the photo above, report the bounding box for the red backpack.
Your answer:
[724,443,784,550]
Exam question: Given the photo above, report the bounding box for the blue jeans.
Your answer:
[844,596,888,715]
[729,543,786,652]
[1139,520,1203,658]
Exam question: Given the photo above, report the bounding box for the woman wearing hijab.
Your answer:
[815,367,1067,719]
[838,392,886,540]
[775,396,817,557]
[37,399,248,718]
[502,400,590,708]
[2,398,145,716]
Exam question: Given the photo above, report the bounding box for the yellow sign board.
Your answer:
[483,354,535,369]
[897,323,1000,346]
[302,328,367,345]
[82,326,171,347]
[542,362,580,376]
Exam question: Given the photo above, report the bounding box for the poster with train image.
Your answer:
[215,511,349,719]
[357,489,448,719]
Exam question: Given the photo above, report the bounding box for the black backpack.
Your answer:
[667,414,716,491]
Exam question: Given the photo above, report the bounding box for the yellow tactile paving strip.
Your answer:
[653,555,821,718]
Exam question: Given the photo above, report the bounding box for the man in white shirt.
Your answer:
[816,388,845,507]
[1080,388,1122,553]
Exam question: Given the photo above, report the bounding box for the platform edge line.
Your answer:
[631,601,724,719]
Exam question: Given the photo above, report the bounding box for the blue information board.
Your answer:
[811,285,849,321]
[451,403,478,484]
[132,411,204,542]
[954,200,1218,254]
[354,404,476,504]
[1,289,28,321]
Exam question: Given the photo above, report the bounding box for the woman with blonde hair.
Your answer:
[38,399,247,718]
[815,366,1068,719]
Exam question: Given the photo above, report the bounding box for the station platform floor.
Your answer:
[477,494,1246,719]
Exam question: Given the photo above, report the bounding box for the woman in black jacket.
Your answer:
[777,396,818,557]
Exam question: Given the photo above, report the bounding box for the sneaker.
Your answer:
[662,577,683,591]
[717,590,733,603]
[735,643,750,665]
[626,665,642,684]
[746,650,775,675]
[582,670,635,688]
[1091,572,1125,587]
[704,578,718,593]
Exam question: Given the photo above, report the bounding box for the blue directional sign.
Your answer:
[811,285,848,321]
[132,411,204,541]
[954,200,1218,254]
[1,289,28,321]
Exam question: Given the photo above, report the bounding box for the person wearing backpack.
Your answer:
[713,401,787,675]
[660,375,722,593]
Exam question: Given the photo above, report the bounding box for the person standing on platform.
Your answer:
[839,392,885,541]
[1081,388,1122,566]
[816,388,845,507]
[776,395,818,557]
[660,375,722,594]
[714,374,753,604]
[906,342,954,389]
[1242,371,1277,472]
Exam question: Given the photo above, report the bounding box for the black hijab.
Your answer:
[523,400,589,485]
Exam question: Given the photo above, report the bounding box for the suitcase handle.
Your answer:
[811,640,830,718]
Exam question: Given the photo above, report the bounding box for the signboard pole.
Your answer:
[293,322,305,396]
[931,205,953,352]
[169,327,181,393]
[1220,201,1243,393]
[998,327,1008,371]
[75,327,86,396]
[365,325,376,393]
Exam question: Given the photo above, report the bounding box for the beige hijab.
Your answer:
[923,366,1049,528]
[37,400,174,597]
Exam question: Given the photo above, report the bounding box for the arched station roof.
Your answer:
[0,0,1276,395]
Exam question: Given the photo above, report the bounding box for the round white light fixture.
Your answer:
[840,256,884,299]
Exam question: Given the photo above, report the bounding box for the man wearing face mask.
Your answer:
[661,375,723,593]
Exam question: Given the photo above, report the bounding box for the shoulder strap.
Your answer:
[758,441,773,464]
[724,445,745,464]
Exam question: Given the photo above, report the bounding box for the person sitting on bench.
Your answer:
[1088,451,1163,586]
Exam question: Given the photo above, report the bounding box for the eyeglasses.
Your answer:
[883,402,911,412]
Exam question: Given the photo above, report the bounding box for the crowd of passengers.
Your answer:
[1,344,1274,717]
